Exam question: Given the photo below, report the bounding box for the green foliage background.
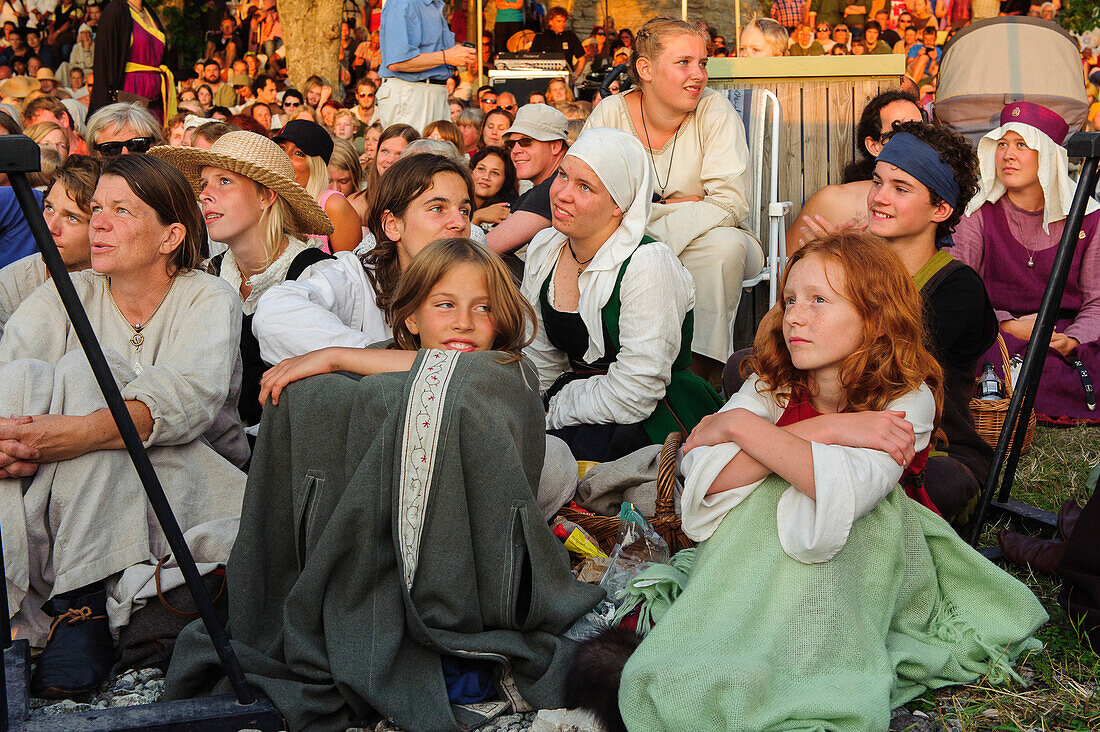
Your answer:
[1049,0,1098,35]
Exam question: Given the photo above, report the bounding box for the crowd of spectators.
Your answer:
[0,0,1096,725]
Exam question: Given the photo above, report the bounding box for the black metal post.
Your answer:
[0,136,255,705]
[969,134,1100,545]
[0,524,8,732]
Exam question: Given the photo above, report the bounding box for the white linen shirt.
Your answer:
[253,243,390,364]
[680,375,935,564]
[522,238,695,430]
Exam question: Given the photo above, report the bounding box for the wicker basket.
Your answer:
[970,333,1035,455]
[554,432,695,556]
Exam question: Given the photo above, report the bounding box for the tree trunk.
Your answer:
[278,0,343,92]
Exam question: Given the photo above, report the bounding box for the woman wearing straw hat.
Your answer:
[150,131,334,427]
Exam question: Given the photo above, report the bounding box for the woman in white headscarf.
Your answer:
[522,127,722,462]
[953,101,1100,423]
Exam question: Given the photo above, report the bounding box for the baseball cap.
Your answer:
[505,103,568,142]
[272,119,334,164]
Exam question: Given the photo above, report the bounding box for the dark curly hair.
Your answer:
[842,90,924,183]
[881,120,980,248]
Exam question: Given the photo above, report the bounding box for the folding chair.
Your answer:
[726,87,792,309]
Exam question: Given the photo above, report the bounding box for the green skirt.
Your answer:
[619,477,1048,732]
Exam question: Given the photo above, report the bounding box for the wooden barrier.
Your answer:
[708,55,906,213]
[708,56,905,352]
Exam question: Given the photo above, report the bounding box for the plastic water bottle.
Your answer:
[978,362,1002,401]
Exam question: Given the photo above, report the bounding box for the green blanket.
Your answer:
[165,350,604,732]
[619,476,1048,731]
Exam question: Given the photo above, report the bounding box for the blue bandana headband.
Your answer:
[876,131,961,210]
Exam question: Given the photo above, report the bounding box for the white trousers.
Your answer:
[676,226,764,362]
[0,352,245,645]
[376,77,449,133]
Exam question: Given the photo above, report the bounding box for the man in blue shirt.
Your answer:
[0,186,42,270]
[378,0,475,132]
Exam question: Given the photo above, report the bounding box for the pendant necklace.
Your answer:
[237,263,255,289]
[567,239,595,276]
[639,94,682,204]
[107,276,175,354]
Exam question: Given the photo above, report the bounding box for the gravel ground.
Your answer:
[28,668,946,732]
[29,667,165,717]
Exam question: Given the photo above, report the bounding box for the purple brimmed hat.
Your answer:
[999,102,1069,145]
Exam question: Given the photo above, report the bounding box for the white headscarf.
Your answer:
[966,121,1099,234]
[522,127,654,363]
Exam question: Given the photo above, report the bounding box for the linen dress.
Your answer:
[584,89,763,361]
[618,377,1047,731]
[0,270,247,645]
[953,198,1100,423]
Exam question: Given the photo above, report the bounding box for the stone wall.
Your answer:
[560,0,763,45]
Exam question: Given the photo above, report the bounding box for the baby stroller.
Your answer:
[935,16,1089,144]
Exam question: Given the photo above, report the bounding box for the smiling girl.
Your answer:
[254,152,476,365]
[259,237,535,404]
[584,17,763,380]
[469,145,518,230]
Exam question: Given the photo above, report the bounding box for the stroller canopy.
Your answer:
[936,17,1088,144]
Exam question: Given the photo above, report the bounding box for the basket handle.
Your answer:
[996,333,1014,397]
[654,431,683,519]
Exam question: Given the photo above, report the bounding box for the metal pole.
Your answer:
[477,0,484,88]
[681,0,687,21]
[735,0,741,55]
[2,142,256,705]
[0,522,8,732]
[968,153,1100,545]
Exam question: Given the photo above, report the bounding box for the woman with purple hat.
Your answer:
[953,101,1100,424]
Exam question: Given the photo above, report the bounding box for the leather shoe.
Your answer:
[998,530,1066,576]
[1058,499,1083,541]
[30,589,114,698]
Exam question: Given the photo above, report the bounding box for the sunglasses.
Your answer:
[816,26,830,31]
[504,137,536,150]
[94,136,154,156]
[284,100,301,108]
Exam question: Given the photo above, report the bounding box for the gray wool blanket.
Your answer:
[165,350,604,731]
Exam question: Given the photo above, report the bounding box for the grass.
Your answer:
[912,424,1100,731]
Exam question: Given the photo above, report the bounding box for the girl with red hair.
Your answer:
[587,230,1046,732]
[685,229,944,536]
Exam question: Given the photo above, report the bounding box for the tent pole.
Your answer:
[477,0,483,88]
[681,0,686,21]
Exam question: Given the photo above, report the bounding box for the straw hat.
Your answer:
[0,75,40,100]
[35,68,57,83]
[149,131,333,236]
